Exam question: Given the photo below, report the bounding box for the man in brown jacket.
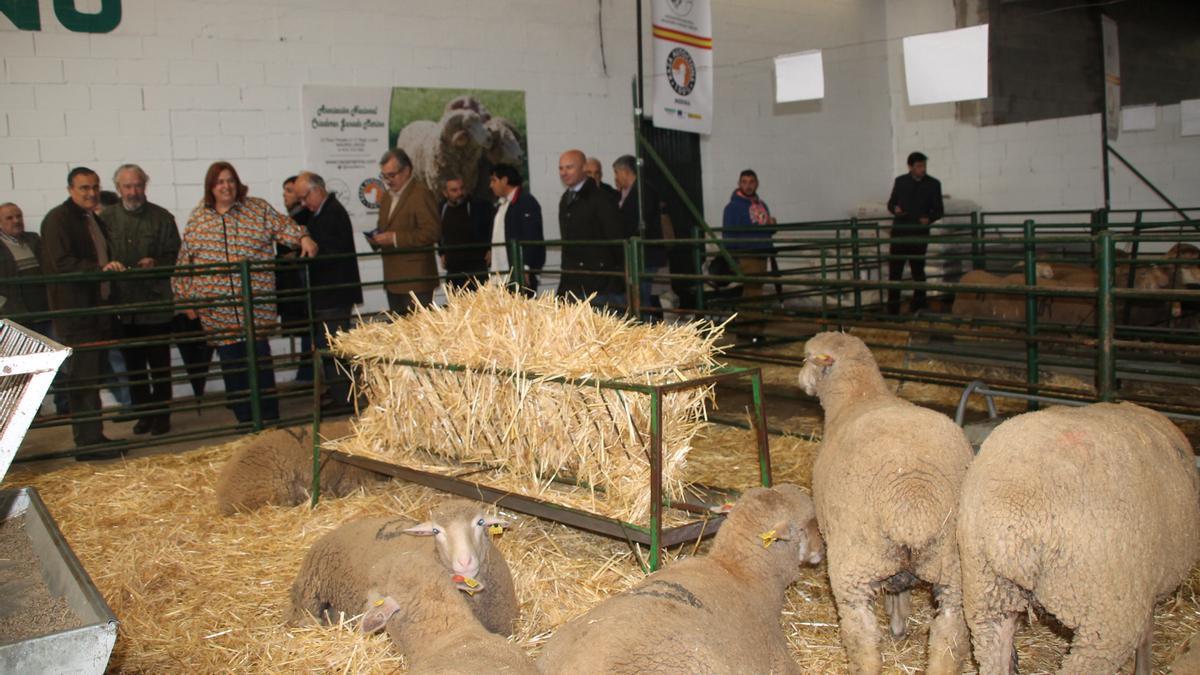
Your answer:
[370,148,440,314]
[41,167,127,459]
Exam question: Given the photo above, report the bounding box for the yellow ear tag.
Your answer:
[373,598,386,607]
[488,524,504,536]
[759,530,779,548]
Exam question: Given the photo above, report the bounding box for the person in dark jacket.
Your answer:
[721,169,776,302]
[41,167,126,458]
[885,151,944,314]
[293,172,362,409]
[557,149,625,307]
[585,156,620,205]
[0,202,51,322]
[612,155,672,320]
[103,164,181,436]
[438,176,492,292]
[488,163,545,295]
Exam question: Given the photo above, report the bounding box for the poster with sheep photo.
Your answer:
[389,87,529,203]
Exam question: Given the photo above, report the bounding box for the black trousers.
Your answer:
[313,307,353,404]
[64,346,105,446]
[120,322,173,424]
[444,266,488,292]
[887,226,930,314]
[386,290,434,315]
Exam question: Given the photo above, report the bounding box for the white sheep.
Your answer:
[799,331,973,674]
[288,498,519,636]
[535,484,823,674]
[958,402,1200,674]
[396,107,489,195]
[214,422,382,515]
[360,552,537,674]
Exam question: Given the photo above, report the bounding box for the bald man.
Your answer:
[584,156,619,205]
[557,150,625,306]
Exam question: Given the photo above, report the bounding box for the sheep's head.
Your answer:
[719,484,822,568]
[445,95,492,122]
[402,499,508,591]
[484,117,524,165]
[440,109,489,149]
[798,331,875,397]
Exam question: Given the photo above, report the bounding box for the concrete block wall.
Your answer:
[1,0,893,234]
[885,0,1200,215]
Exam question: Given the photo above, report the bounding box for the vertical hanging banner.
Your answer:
[651,0,713,135]
[1102,15,1120,141]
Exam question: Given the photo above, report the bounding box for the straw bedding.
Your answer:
[3,421,1198,673]
[331,281,726,525]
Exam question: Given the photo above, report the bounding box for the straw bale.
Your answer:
[3,429,1199,673]
[331,281,725,524]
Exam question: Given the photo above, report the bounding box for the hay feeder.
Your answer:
[0,320,117,673]
[324,361,774,571]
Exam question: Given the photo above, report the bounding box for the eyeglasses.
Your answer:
[296,188,313,201]
[380,169,402,181]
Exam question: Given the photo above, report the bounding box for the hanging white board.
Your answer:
[902,24,989,106]
[774,50,824,103]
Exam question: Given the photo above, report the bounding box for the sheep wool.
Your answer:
[288,498,519,636]
[535,484,823,675]
[801,332,973,675]
[958,402,1200,674]
[214,422,382,515]
[360,552,537,675]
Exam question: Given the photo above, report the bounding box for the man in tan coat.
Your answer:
[371,148,440,313]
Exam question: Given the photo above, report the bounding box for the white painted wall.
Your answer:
[884,0,1200,217]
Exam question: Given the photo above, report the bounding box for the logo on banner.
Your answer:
[666,48,697,96]
[359,178,385,210]
[667,0,695,17]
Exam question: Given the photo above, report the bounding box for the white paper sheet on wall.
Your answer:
[1120,105,1156,132]
[774,50,824,103]
[902,24,989,106]
[1182,99,1200,137]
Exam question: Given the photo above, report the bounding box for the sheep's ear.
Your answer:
[809,354,835,368]
[403,521,439,537]
[801,517,824,565]
[482,514,509,528]
[361,595,400,634]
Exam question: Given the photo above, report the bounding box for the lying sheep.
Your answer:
[397,108,490,195]
[214,422,382,515]
[288,498,519,636]
[536,484,823,674]
[1174,632,1200,675]
[952,265,1054,323]
[800,332,973,675]
[959,402,1200,674]
[360,552,537,674]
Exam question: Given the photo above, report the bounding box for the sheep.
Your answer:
[958,402,1200,674]
[952,265,1053,323]
[287,498,519,636]
[214,422,383,515]
[800,331,973,675]
[535,484,823,675]
[359,552,537,674]
[397,107,490,195]
[1174,633,1200,675]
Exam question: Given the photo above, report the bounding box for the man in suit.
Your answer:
[488,163,545,295]
[886,151,944,314]
[612,155,672,320]
[294,171,362,408]
[41,167,126,459]
[584,156,620,205]
[557,149,625,307]
[371,149,440,314]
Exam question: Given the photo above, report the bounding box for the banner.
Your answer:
[651,0,712,135]
[301,85,528,309]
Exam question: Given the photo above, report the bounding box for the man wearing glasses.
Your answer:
[371,149,440,314]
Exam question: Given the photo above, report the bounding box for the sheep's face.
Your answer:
[404,502,508,588]
[798,352,834,397]
[799,332,872,397]
[442,110,489,149]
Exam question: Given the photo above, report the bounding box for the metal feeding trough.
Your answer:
[0,320,118,673]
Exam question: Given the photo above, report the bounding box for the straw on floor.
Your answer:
[3,422,1198,673]
[331,281,727,524]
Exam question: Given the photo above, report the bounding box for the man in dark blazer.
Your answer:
[886,151,944,314]
[41,167,126,458]
[612,155,672,320]
[294,172,362,409]
[556,150,625,306]
[488,163,545,295]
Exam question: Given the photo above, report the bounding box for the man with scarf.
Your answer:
[721,169,776,301]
